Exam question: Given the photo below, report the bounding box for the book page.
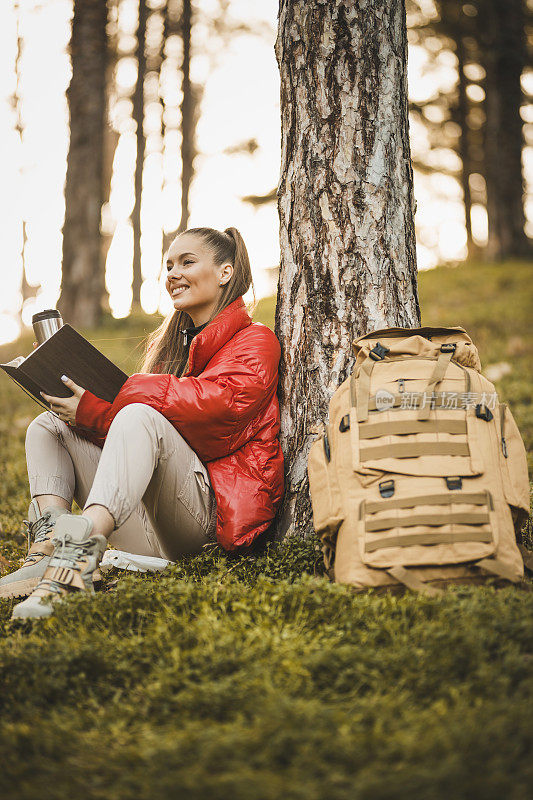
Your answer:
[1,356,26,368]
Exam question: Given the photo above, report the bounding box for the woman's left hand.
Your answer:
[40,376,86,425]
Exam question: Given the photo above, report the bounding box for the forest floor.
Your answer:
[0,261,532,800]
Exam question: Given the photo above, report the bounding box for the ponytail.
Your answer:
[139,226,256,377]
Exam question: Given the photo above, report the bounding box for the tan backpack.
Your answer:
[307,325,531,595]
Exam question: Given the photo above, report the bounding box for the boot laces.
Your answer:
[39,533,99,597]
[22,511,56,563]
[50,532,98,570]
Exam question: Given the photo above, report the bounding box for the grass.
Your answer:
[0,262,532,799]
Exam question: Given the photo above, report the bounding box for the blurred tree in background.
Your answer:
[409,0,533,261]
[9,0,532,330]
[51,0,270,324]
[58,0,108,327]
[481,0,531,259]
[131,0,149,308]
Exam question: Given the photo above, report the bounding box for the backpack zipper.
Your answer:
[500,403,508,458]
[356,353,472,399]
[323,426,331,461]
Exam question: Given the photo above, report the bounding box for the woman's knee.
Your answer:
[110,403,163,429]
[25,411,65,444]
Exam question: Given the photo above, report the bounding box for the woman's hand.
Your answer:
[40,376,86,425]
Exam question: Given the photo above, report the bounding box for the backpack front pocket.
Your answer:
[351,405,484,479]
[358,483,496,568]
[350,357,484,478]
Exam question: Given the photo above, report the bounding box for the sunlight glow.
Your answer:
[471,204,489,247]
[0,0,531,346]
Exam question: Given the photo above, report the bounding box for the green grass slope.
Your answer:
[0,262,532,800]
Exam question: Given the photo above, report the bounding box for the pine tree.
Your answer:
[58,0,108,327]
[274,0,419,539]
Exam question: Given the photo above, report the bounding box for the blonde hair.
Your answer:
[139,227,257,376]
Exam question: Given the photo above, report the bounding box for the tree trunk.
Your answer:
[132,0,148,308]
[482,0,531,260]
[58,0,108,328]
[163,0,196,251]
[178,0,194,234]
[456,37,476,259]
[13,3,35,309]
[273,0,419,541]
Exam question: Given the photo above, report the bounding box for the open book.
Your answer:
[0,324,128,417]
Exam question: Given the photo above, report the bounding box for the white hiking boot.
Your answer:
[0,500,71,599]
[11,515,107,620]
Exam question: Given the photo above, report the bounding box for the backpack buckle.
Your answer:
[379,480,395,498]
[369,342,390,361]
[446,476,462,490]
[440,343,457,354]
[475,403,493,422]
[339,414,350,432]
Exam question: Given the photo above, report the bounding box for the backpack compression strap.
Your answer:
[386,566,443,597]
[418,343,457,421]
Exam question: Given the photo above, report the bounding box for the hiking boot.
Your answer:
[0,500,71,599]
[11,515,107,621]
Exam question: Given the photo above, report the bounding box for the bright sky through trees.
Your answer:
[0,0,531,345]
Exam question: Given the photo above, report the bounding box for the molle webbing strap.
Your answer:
[386,566,443,597]
[476,558,520,583]
[418,347,455,421]
[370,529,492,553]
[365,510,490,532]
[360,440,470,461]
[367,392,463,412]
[365,491,489,514]
[368,393,403,411]
[359,419,467,439]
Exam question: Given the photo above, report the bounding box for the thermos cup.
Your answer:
[32,309,64,346]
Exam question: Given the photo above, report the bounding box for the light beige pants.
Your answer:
[25,403,217,560]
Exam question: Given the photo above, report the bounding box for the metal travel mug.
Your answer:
[32,309,64,345]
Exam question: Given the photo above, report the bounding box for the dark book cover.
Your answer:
[0,324,128,411]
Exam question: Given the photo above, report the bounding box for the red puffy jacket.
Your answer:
[73,296,285,550]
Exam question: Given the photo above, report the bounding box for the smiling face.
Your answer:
[165,233,234,326]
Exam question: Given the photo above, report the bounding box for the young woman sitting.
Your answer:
[2,227,285,619]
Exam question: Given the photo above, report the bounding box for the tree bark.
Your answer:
[132,0,148,308]
[482,0,531,260]
[273,0,419,540]
[58,0,108,328]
